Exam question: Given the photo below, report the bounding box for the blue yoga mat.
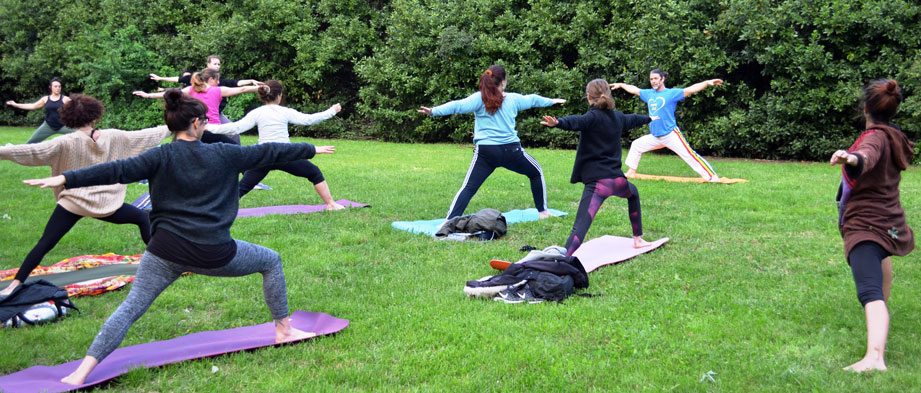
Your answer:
[392,208,567,236]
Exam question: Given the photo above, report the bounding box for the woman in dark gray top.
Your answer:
[26,89,335,385]
[5,77,76,143]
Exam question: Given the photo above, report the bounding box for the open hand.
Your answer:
[709,79,724,86]
[5,100,14,106]
[418,106,433,115]
[132,91,148,98]
[315,146,335,154]
[551,99,566,105]
[540,115,559,127]
[149,73,161,81]
[23,175,65,189]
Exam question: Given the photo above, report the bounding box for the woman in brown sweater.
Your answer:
[0,94,170,300]
[830,79,915,372]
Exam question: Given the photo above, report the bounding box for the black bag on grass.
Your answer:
[530,272,574,302]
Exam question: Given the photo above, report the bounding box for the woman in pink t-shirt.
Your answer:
[134,68,258,124]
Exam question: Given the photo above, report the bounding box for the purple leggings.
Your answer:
[564,177,642,256]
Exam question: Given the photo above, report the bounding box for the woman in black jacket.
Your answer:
[541,79,656,255]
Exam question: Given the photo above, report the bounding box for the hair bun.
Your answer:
[885,79,899,95]
[163,88,183,110]
[258,85,270,95]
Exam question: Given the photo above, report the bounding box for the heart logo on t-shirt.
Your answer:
[648,97,666,114]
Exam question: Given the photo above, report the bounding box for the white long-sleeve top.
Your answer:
[207,104,337,144]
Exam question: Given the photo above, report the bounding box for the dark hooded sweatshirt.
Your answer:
[839,123,915,258]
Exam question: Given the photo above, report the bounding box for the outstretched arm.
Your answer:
[0,138,63,166]
[134,91,165,99]
[683,79,723,97]
[610,83,641,96]
[221,85,260,98]
[6,96,48,111]
[286,104,341,126]
[235,79,263,87]
[207,109,259,135]
[149,74,180,83]
[134,87,190,99]
[421,93,483,116]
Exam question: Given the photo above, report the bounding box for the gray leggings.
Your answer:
[86,239,289,361]
[26,121,75,144]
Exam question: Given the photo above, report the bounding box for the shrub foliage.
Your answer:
[1,0,918,161]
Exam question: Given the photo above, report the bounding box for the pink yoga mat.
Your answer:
[572,236,669,273]
[236,200,369,218]
[0,310,349,393]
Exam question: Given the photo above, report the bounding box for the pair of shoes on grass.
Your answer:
[494,283,543,304]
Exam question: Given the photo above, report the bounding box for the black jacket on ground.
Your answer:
[466,256,588,289]
[436,208,507,238]
[555,107,651,183]
[0,280,75,323]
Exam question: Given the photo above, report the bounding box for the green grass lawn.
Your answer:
[1,126,919,392]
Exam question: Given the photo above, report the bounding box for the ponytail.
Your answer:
[479,65,507,115]
[191,68,220,93]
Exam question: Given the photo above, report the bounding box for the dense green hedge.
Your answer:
[1,0,918,161]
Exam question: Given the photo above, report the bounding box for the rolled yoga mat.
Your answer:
[0,264,139,291]
[572,236,669,273]
[236,200,369,218]
[630,173,748,184]
[392,208,568,237]
[0,310,349,393]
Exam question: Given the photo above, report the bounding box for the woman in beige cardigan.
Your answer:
[0,94,170,300]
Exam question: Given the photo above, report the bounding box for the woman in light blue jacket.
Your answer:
[419,65,565,219]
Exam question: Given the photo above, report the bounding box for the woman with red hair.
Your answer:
[830,78,914,372]
[419,65,565,219]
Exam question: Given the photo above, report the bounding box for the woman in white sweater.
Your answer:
[0,94,169,300]
[207,80,344,210]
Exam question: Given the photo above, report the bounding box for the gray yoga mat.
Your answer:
[1,264,140,291]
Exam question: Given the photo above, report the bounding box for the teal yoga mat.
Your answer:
[391,208,567,237]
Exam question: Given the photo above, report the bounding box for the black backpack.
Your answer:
[530,272,575,302]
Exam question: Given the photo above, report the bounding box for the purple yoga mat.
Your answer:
[572,236,669,273]
[236,200,369,218]
[0,310,348,393]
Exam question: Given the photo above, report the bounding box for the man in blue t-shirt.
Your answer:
[611,69,723,182]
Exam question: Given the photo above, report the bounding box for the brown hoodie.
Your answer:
[839,124,915,258]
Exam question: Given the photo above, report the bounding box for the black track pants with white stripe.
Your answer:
[445,142,547,219]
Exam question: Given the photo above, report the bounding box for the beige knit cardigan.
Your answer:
[0,126,170,217]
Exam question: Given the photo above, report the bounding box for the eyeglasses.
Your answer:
[197,115,209,124]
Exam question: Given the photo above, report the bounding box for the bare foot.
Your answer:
[538,210,555,219]
[60,356,98,385]
[844,352,887,372]
[634,236,652,248]
[275,317,317,343]
[0,280,21,297]
[276,327,317,343]
[326,202,346,211]
[60,372,87,386]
